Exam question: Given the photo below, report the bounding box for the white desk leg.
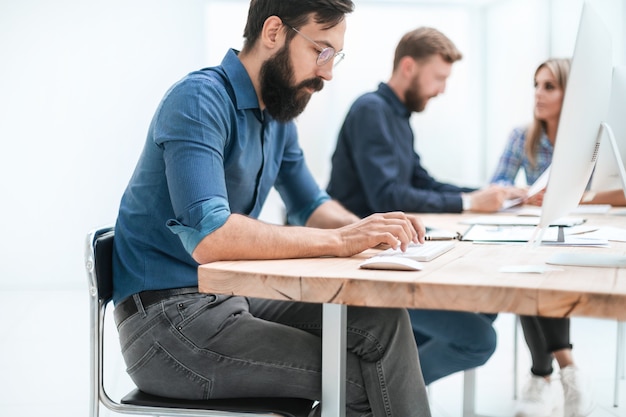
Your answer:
[615,320,624,407]
[322,303,347,417]
[463,368,476,417]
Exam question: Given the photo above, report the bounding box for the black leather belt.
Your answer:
[114,287,198,325]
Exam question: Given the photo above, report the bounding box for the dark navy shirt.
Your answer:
[327,82,473,217]
[112,49,329,303]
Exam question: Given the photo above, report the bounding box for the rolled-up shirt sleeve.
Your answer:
[166,197,231,254]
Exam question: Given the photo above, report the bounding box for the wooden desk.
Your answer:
[199,212,626,320]
[198,211,626,416]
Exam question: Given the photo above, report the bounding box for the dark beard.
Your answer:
[404,74,427,113]
[260,43,324,122]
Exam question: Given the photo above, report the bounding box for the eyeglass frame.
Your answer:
[288,26,345,67]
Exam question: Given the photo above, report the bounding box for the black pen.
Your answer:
[424,231,463,241]
[424,235,455,241]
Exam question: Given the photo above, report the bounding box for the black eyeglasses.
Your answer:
[289,26,345,67]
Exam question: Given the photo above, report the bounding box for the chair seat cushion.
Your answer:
[121,389,316,417]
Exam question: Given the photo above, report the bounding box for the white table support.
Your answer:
[322,303,347,417]
[321,305,505,417]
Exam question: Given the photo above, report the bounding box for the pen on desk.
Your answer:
[424,232,463,241]
[424,235,453,241]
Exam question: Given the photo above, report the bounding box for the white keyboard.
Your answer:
[376,241,456,262]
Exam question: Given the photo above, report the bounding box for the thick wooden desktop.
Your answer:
[198,212,626,320]
[197,211,626,416]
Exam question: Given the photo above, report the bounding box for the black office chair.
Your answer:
[85,226,316,417]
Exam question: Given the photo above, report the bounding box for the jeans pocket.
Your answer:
[126,341,213,400]
[167,295,249,347]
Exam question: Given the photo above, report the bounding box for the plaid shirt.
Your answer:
[490,127,553,186]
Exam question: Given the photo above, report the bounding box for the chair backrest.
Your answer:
[85,226,116,417]
[86,226,115,303]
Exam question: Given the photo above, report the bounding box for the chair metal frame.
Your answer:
[85,226,314,417]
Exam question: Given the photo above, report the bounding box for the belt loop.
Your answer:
[132,293,147,318]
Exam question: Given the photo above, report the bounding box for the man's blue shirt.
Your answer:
[112,49,329,303]
[327,82,473,217]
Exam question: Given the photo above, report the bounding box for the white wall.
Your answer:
[0,0,623,290]
[0,0,209,289]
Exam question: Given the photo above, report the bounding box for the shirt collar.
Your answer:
[221,49,260,112]
[377,82,411,118]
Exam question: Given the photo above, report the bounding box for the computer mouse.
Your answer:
[359,256,424,271]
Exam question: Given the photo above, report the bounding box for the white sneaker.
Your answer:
[560,365,595,417]
[515,375,554,417]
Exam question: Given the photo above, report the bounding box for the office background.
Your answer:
[0,0,624,293]
[1,1,626,416]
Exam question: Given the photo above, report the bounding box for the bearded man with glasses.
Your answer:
[112,1,432,416]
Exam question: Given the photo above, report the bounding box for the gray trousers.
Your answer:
[115,292,431,417]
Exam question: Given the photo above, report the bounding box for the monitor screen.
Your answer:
[588,66,626,194]
[538,3,613,229]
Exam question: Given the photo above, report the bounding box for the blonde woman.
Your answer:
[491,58,596,417]
[491,58,626,206]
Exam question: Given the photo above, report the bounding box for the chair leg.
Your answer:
[463,368,476,417]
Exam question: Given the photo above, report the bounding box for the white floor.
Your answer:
[0,288,624,417]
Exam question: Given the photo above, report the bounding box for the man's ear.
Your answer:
[400,56,418,78]
[261,16,285,50]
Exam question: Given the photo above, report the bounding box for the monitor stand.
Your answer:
[532,122,626,267]
[527,225,565,246]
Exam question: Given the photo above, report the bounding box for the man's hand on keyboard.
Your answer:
[333,212,425,257]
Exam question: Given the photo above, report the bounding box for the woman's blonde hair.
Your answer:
[524,58,572,167]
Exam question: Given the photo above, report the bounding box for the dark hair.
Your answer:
[242,0,355,51]
[393,27,462,71]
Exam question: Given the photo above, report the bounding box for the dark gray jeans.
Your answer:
[115,292,431,417]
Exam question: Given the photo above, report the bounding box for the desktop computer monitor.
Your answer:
[538,2,613,230]
[588,66,626,195]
